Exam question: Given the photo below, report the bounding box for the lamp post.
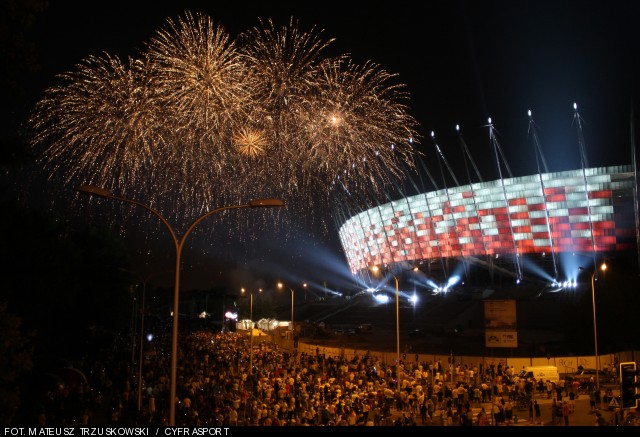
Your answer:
[241,287,262,372]
[120,268,172,412]
[579,261,607,392]
[372,265,418,392]
[77,184,284,426]
[394,274,400,390]
[129,285,137,368]
[277,282,296,334]
[240,288,253,371]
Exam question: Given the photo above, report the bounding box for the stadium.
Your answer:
[299,109,640,357]
[282,106,640,358]
[335,110,639,296]
[339,164,637,291]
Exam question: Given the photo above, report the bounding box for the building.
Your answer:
[339,164,637,289]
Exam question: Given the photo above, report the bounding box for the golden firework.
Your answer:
[233,127,268,158]
[28,12,421,239]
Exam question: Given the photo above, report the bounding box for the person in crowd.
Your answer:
[562,401,570,426]
[534,399,541,425]
[593,411,607,426]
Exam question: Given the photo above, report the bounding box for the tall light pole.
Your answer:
[394,274,400,391]
[579,261,607,392]
[77,184,284,426]
[277,282,295,334]
[372,265,418,392]
[120,268,172,412]
[241,287,262,372]
[129,284,137,368]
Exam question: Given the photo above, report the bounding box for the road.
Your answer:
[388,390,633,426]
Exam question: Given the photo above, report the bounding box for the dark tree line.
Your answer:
[0,197,136,424]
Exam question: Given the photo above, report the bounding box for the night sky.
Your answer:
[5,0,639,291]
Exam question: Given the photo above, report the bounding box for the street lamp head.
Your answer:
[371,264,418,275]
[277,282,297,293]
[579,261,608,275]
[248,198,284,208]
[77,184,113,198]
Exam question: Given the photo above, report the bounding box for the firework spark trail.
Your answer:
[30,55,167,194]
[28,11,421,245]
[302,59,419,193]
[143,12,260,223]
[237,17,340,200]
[146,12,252,156]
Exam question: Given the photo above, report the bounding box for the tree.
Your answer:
[0,199,133,362]
[0,303,33,426]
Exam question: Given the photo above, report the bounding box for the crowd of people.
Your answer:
[31,329,612,427]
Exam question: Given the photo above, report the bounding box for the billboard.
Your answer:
[485,330,518,348]
[484,299,517,348]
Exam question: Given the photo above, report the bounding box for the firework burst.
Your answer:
[233,127,268,158]
[28,11,421,245]
[299,58,419,193]
[29,54,168,196]
[145,12,252,152]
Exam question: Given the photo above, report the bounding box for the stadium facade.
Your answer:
[338,164,639,288]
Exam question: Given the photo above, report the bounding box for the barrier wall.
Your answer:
[285,337,638,376]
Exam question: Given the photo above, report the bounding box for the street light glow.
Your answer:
[248,198,285,208]
[77,184,112,198]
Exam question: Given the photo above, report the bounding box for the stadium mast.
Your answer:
[573,103,598,271]
[631,101,640,271]
[402,158,449,278]
[488,117,523,282]
[527,110,560,282]
[456,124,491,261]
[430,131,467,279]
[456,124,484,183]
